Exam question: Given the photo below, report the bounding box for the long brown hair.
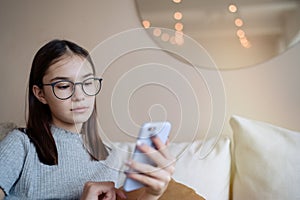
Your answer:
[27,39,108,165]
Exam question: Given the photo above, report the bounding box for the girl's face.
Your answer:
[34,55,96,132]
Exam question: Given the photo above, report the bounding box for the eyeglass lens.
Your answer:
[53,78,101,99]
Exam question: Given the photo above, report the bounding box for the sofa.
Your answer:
[1,115,300,200]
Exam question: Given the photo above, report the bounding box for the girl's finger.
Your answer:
[126,170,169,194]
[126,159,169,179]
[115,188,127,199]
[151,136,174,160]
[136,142,175,174]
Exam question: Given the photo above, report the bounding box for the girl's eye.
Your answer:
[55,82,72,90]
[84,81,93,86]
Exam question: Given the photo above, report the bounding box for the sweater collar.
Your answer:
[50,125,83,137]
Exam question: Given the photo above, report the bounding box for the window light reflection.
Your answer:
[161,33,170,42]
[153,28,162,37]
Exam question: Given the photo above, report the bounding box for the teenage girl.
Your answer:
[0,39,174,200]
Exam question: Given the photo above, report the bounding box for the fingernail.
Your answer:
[124,160,132,166]
[136,140,144,146]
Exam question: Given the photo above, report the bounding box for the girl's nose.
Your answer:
[71,84,85,101]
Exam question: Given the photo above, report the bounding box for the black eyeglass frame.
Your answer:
[41,77,103,100]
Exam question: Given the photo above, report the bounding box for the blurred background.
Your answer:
[0,0,299,143]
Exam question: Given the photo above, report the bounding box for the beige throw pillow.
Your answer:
[230,115,300,200]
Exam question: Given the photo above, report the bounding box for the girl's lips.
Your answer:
[71,107,89,113]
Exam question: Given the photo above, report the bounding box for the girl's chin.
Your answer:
[71,115,91,124]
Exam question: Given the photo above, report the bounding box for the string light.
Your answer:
[173,12,183,20]
[234,18,243,27]
[173,1,184,45]
[142,20,151,29]
[141,1,185,45]
[174,22,184,31]
[236,29,245,38]
[173,0,181,3]
[141,0,185,45]
[240,37,251,48]
[142,2,250,48]
[228,4,237,13]
[229,3,251,48]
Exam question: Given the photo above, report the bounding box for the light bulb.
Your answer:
[175,22,184,31]
[174,12,183,20]
[235,18,243,27]
[228,4,237,13]
[142,20,150,28]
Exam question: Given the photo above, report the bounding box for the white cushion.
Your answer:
[112,137,231,200]
[230,115,300,200]
[171,137,231,200]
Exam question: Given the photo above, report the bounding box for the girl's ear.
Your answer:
[32,85,48,104]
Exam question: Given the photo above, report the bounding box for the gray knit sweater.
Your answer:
[0,126,119,199]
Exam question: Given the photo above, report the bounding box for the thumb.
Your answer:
[115,188,127,199]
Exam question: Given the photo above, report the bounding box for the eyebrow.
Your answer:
[50,73,94,82]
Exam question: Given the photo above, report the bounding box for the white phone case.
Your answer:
[123,121,171,192]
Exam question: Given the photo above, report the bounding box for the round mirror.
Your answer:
[135,0,300,69]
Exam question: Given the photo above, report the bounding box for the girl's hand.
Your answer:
[0,188,5,200]
[80,181,126,200]
[125,136,175,200]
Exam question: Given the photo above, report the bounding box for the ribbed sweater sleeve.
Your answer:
[0,127,119,199]
[0,130,28,195]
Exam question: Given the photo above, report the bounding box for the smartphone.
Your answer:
[123,121,171,192]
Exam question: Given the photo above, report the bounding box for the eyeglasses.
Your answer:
[41,77,102,100]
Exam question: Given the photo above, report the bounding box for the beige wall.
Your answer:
[0,0,299,142]
[221,44,300,135]
[0,0,140,125]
